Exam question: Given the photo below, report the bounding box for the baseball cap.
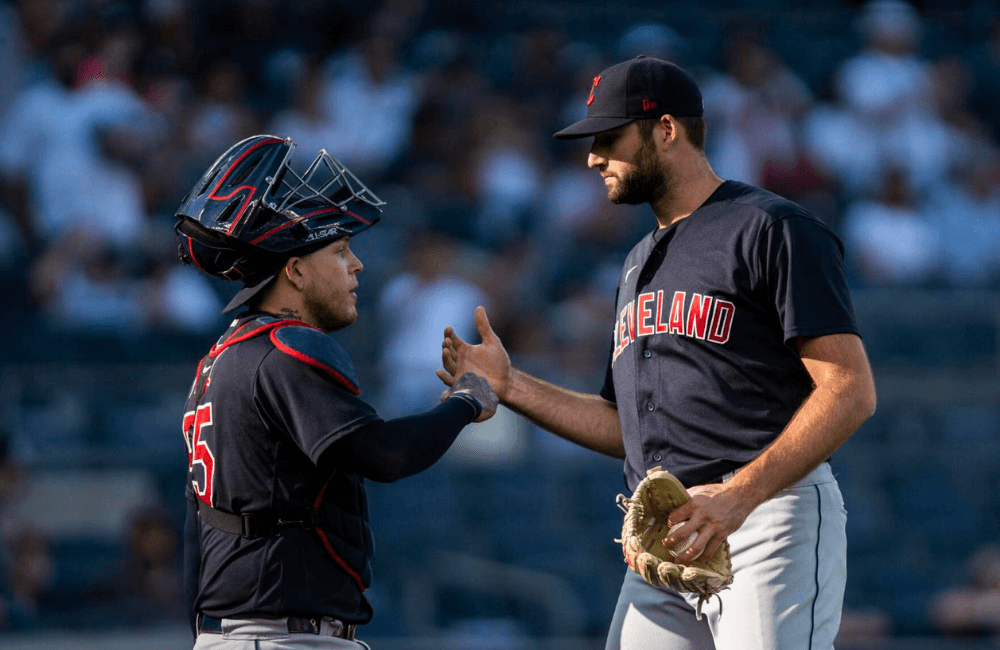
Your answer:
[553,56,704,140]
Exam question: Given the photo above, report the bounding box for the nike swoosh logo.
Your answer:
[624,265,639,282]
[202,364,213,375]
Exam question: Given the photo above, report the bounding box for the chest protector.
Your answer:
[186,316,373,592]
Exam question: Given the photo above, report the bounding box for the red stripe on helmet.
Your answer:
[209,137,283,199]
[187,239,207,273]
[248,206,369,245]
[206,137,283,236]
[248,218,299,245]
[344,208,371,225]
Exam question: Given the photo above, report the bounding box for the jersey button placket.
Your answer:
[643,349,652,358]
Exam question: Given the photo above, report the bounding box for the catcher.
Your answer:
[175,135,498,649]
[440,56,876,650]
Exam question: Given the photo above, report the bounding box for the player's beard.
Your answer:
[610,135,670,206]
[303,287,356,333]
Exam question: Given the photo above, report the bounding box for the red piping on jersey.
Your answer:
[248,207,372,245]
[191,356,208,398]
[313,473,366,592]
[207,137,283,235]
[270,329,360,395]
[209,319,306,357]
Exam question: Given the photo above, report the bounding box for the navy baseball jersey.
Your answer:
[183,313,381,623]
[601,181,859,490]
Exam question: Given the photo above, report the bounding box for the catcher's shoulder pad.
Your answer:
[269,324,361,395]
[209,316,287,357]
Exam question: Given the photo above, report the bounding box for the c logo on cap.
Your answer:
[587,76,601,107]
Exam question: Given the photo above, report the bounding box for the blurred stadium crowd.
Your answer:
[0,0,999,645]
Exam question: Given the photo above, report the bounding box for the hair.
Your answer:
[637,116,706,152]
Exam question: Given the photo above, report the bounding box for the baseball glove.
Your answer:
[616,468,733,619]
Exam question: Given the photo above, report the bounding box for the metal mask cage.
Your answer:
[265,148,386,217]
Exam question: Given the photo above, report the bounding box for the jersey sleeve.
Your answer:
[757,214,860,346]
[254,346,381,465]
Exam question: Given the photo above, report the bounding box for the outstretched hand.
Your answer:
[438,306,512,402]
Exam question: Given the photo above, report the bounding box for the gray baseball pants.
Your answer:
[606,462,848,650]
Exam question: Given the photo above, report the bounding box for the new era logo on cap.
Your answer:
[554,56,704,140]
[587,76,602,106]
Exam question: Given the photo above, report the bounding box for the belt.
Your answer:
[712,466,743,484]
[198,614,356,639]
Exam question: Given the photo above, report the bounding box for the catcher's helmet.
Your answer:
[175,135,384,312]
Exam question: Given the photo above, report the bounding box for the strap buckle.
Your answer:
[276,508,323,530]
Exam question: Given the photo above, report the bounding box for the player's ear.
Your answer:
[659,115,678,147]
[283,256,308,291]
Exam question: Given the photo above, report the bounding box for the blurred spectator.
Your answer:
[11,0,71,62]
[0,205,27,273]
[38,84,157,248]
[142,221,226,335]
[836,606,894,645]
[924,147,1000,287]
[73,6,143,89]
[119,507,183,621]
[0,431,26,516]
[319,33,423,177]
[801,90,883,200]
[929,544,1000,636]
[267,54,341,159]
[29,231,150,336]
[0,2,29,120]
[0,528,55,631]
[468,95,545,248]
[882,58,979,196]
[841,166,941,286]
[402,34,488,239]
[966,17,1000,143]
[835,0,928,127]
[377,229,488,417]
[702,27,818,192]
[186,57,260,170]
[804,0,932,198]
[537,149,607,252]
[146,266,225,335]
[0,38,82,251]
[617,22,686,64]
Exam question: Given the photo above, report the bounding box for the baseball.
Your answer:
[665,522,697,556]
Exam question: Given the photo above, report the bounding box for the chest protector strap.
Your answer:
[196,499,325,539]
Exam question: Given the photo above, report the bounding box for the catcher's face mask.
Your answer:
[174,135,386,311]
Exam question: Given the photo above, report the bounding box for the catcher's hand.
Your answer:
[441,372,498,423]
[616,468,733,619]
